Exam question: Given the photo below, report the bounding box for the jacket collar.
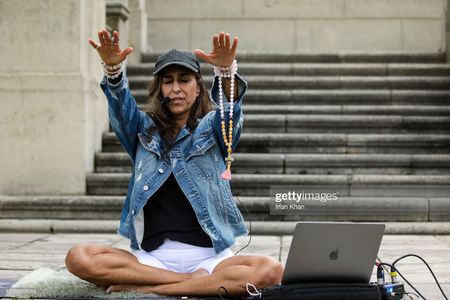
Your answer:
[173,125,191,144]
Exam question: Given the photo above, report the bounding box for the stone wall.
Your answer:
[145,0,447,53]
[0,0,108,195]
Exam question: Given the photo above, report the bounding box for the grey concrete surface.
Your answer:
[0,233,448,299]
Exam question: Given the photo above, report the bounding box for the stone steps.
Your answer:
[236,134,450,154]
[127,63,450,77]
[110,114,450,134]
[136,103,450,115]
[238,105,450,115]
[84,53,450,228]
[1,196,448,223]
[85,173,450,197]
[101,132,450,154]
[128,75,450,90]
[2,52,449,233]
[142,52,446,63]
[94,153,450,175]
[132,89,450,105]
[2,219,450,235]
[243,115,450,133]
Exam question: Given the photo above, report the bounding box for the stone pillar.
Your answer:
[128,0,148,64]
[0,0,108,195]
[447,0,450,61]
[106,0,130,53]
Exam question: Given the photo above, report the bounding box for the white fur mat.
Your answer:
[6,268,165,299]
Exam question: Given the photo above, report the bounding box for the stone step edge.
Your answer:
[142,52,446,63]
[133,89,450,95]
[128,75,450,82]
[1,219,450,235]
[135,104,450,116]
[95,153,450,168]
[132,90,450,101]
[86,173,450,183]
[127,63,450,76]
[96,153,450,159]
[1,195,448,210]
[119,114,450,126]
[103,132,450,141]
[129,62,450,69]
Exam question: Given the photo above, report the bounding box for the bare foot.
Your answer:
[105,270,210,295]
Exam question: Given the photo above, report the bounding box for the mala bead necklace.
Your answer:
[214,60,238,180]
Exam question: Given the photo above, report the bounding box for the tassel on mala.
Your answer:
[214,60,238,180]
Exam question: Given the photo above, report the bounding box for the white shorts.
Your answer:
[132,239,234,274]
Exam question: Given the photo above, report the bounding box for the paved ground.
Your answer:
[0,233,449,299]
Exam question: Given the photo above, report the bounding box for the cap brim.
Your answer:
[153,61,199,75]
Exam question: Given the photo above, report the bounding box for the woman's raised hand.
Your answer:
[194,32,237,67]
[89,29,133,65]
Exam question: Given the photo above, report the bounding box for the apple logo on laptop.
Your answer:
[329,248,339,261]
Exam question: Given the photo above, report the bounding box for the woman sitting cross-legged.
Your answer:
[64,28,284,297]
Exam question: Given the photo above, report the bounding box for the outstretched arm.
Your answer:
[90,29,144,162]
[195,32,248,180]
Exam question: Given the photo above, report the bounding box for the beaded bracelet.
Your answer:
[101,61,123,71]
[214,60,238,180]
[101,61,124,79]
[213,60,238,78]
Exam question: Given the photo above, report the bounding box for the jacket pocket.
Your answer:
[186,132,217,180]
[136,133,161,176]
[186,131,216,161]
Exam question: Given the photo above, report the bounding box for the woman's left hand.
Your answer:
[194,32,237,67]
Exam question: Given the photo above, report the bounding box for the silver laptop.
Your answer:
[282,222,385,284]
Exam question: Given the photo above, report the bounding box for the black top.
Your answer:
[141,172,213,251]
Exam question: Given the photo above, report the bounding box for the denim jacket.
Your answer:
[100,71,249,254]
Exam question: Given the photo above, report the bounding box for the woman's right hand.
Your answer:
[89,28,133,66]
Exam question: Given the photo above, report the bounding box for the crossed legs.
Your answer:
[65,243,284,297]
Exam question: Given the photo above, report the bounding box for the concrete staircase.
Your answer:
[2,52,450,234]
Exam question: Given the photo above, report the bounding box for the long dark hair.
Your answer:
[143,67,213,147]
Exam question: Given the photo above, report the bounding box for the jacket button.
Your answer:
[158,168,164,174]
[131,209,136,215]
[143,185,149,191]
